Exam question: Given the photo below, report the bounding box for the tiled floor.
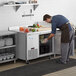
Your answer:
[0,52,76,76]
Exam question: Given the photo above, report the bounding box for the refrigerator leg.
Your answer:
[54,54,56,58]
[48,55,51,60]
[14,60,16,64]
[26,60,30,64]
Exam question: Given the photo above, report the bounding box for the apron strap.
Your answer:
[69,34,73,46]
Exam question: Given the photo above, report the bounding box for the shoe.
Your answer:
[56,59,66,64]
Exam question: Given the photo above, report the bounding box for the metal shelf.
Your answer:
[0,45,16,49]
[0,31,17,64]
[0,58,16,64]
[4,3,39,7]
[39,53,54,58]
[3,3,39,11]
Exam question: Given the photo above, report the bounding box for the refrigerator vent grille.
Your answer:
[28,49,38,60]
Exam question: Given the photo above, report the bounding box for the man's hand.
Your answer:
[42,34,55,44]
[43,38,48,43]
[47,34,55,40]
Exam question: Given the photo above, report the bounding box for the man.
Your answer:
[43,14,74,64]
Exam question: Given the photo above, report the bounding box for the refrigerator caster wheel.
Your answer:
[26,61,30,64]
[48,56,51,60]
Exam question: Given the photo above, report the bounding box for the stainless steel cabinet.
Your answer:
[54,30,75,55]
[54,31,61,55]
[17,31,54,63]
[17,32,39,63]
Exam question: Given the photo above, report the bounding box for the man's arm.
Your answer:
[47,33,55,40]
[48,19,56,40]
[43,18,56,43]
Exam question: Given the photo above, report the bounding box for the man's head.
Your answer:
[43,14,52,23]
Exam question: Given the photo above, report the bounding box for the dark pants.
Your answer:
[59,23,74,63]
[60,30,74,63]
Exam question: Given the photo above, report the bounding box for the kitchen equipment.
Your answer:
[0,39,5,47]
[15,2,27,4]
[2,56,7,60]
[0,57,2,61]
[0,31,16,64]
[17,32,39,63]
[54,31,61,55]
[4,1,15,5]
[6,53,15,59]
[10,54,15,59]
[0,54,8,60]
[17,30,54,63]
[0,53,15,61]
[8,1,15,5]
[5,38,13,46]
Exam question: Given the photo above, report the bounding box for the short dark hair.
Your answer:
[43,14,51,21]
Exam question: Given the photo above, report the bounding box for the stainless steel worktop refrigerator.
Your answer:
[16,31,54,64]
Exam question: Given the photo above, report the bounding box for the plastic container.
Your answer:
[0,55,3,61]
[6,53,15,59]
[10,54,15,59]
[5,38,13,46]
[1,54,7,60]
[0,39,5,47]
